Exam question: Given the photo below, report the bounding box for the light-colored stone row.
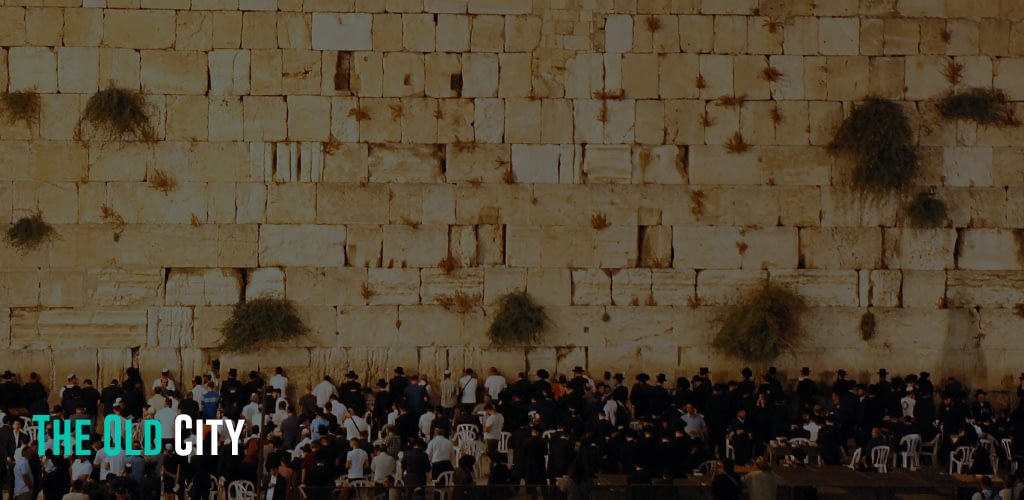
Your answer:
[8,47,56,92]
[382,225,448,268]
[165,268,242,306]
[365,269,420,305]
[259,225,346,267]
[312,13,372,50]
[245,267,285,298]
[103,10,176,49]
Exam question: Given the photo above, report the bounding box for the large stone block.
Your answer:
[368,144,444,183]
[582,145,632,184]
[947,271,1024,308]
[316,184,388,224]
[446,144,509,183]
[366,269,420,305]
[389,184,455,226]
[419,268,483,305]
[957,229,1020,270]
[312,13,372,50]
[739,227,799,270]
[883,228,957,271]
[571,269,611,306]
[800,227,883,269]
[259,225,346,267]
[381,225,447,268]
[14,309,147,349]
[673,226,743,270]
[611,269,652,306]
[8,47,56,93]
[103,10,176,49]
[147,307,193,348]
[695,270,767,306]
[771,270,860,307]
[165,268,242,306]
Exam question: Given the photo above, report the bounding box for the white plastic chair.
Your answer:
[227,480,256,500]
[347,479,370,487]
[724,436,735,460]
[846,448,862,469]
[433,470,454,485]
[542,430,556,441]
[696,460,719,475]
[498,431,512,466]
[454,424,478,445]
[920,433,941,465]
[1002,438,1017,474]
[871,446,891,473]
[949,446,976,474]
[25,426,38,443]
[208,475,223,500]
[899,434,921,469]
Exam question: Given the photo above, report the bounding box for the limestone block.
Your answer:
[739,227,799,270]
[146,307,193,348]
[284,267,363,306]
[688,145,764,185]
[957,229,1019,270]
[381,225,447,268]
[265,183,315,223]
[8,47,56,92]
[462,53,499,97]
[770,270,859,307]
[338,225,381,268]
[437,99,474,143]
[609,269,650,306]
[525,268,570,307]
[800,227,882,269]
[698,54,733,100]
[582,145,631,184]
[883,228,957,271]
[284,96,330,141]
[633,100,664,145]
[508,145,559,184]
[943,147,993,187]
[650,269,695,306]
[594,225,639,268]
[663,100,705,145]
[355,98,401,142]
[673,226,742,269]
[165,268,241,306]
[467,0,530,14]
[312,13,372,50]
[635,226,670,268]
[103,10,175,49]
[695,270,767,306]
[141,50,207,95]
[63,8,101,46]
[657,54,699,99]
[259,225,346,266]
[621,54,659,99]
[176,11,213,51]
[275,13,311,49]
[713,16,747,54]
[470,15,504,52]
[605,15,632,53]
[209,50,250,95]
[869,270,902,308]
[367,144,443,182]
[979,19,1010,57]
[525,185,590,226]
[738,101,776,145]
[480,268,523,305]
[507,226,584,267]
[565,53,603,99]
[424,53,460,98]
[436,14,470,52]
[242,97,287,141]
[424,0,466,12]
[164,96,208,141]
[34,183,78,225]
[97,49,140,91]
[84,268,162,307]
[16,309,143,349]
[677,15,713,53]
[206,182,236,223]
[0,270,39,306]
[242,267,284,299]
[474,98,504,143]
[477,223,504,266]
[314,184,387,225]
[746,17,782,55]
[246,49,281,95]
[321,144,368,184]
[280,49,321,94]
[602,99,635,144]
[947,271,1024,308]
[399,306,478,346]
[208,11,242,48]
[56,47,99,94]
[502,98,540,144]
[0,8,25,46]
[570,269,610,306]
[817,17,859,56]
[190,142,250,182]
[782,16,817,55]
[504,15,539,52]
[498,53,532,98]
[388,183,455,225]
[820,187,900,227]
[447,224,476,267]
[419,269,483,305]
[382,52,424,97]
[572,100,603,144]
[366,269,420,305]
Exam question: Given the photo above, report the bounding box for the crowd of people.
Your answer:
[1,362,1024,500]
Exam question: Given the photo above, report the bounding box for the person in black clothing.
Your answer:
[630,374,651,420]
[123,381,146,419]
[78,380,101,419]
[401,439,430,488]
[509,372,532,402]
[23,373,47,415]
[817,416,843,465]
[521,426,547,486]
[220,370,244,419]
[0,372,24,411]
[737,368,756,397]
[650,375,670,417]
[796,367,817,412]
[710,459,742,500]
[532,370,552,401]
[611,373,628,405]
[339,371,364,415]
[389,367,409,407]
[101,379,123,415]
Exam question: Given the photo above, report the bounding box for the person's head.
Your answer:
[485,403,495,414]
[382,475,395,487]
[737,408,746,419]
[980,475,993,490]
[275,367,284,375]
[489,367,498,376]
[685,403,696,415]
[755,457,771,471]
[871,427,882,439]
[349,438,360,448]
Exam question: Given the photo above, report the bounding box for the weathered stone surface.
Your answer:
[259,225,346,267]
[14,309,147,348]
[165,268,242,306]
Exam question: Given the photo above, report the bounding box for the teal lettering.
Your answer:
[31,415,49,454]
[143,420,161,455]
[103,415,122,454]
[73,419,91,455]
[52,419,72,456]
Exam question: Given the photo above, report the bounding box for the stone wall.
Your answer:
[2,0,1024,397]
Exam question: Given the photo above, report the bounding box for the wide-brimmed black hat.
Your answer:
[536,369,549,379]
[345,370,358,379]
[394,366,404,375]
[613,373,624,381]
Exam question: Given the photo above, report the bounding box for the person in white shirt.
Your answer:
[484,368,507,400]
[418,407,436,440]
[102,448,126,479]
[370,446,396,484]
[155,399,178,441]
[270,367,289,393]
[242,394,262,428]
[459,369,478,414]
[343,407,369,441]
[483,404,504,456]
[292,429,312,459]
[345,438,369,479]
[425,428,455,478]
[271,401,289,427]
[153,369,176,392]
[71,455,93,482]
[190,377,206,404]
[312,375,336,408]
[13,447,34,500]
[329,395,348,423]
[901,388,916,419]
[603,396,619,426]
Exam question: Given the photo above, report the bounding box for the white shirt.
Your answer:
[153,377,176,392]
[156,407,178,439]
[71,459,93,481]
[270,374,289,393]
[242,402,262,428]
[103,450,126,477]
[484,413,504,440]
[459,376,477,404]
[371,453,396,484]
[418,412,435,439]
[603,399,619,426]
[266,474,278,499]
[330,400,347,422]
[192,385,206,403]
[425,436,454,463]
[313,381,336,407]
[901,397,916,418]
[14,457,31,495]
[344,415,368,441]
[803,421,821,442]
[346,448,369,478]
[484,375,507,399]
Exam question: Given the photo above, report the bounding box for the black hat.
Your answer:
[536,369,549,379]
[572,366,584,373]
[801,367,810,375]
[637,373,650,382]
[920,371,930,379]
[249,370,259,378]
[228,368,238,376]
[699,367,709,374]
[656,373,667,383]
[376,379,387,388]
[878,368,888,377]
[1,370,13,379]
[345,370,358,379]
[768,367,777,375]
[613,373,624,381]
[394,366,404,375]
[741,367,752,377]
[837,369,847,377]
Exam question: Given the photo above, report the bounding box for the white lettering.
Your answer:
[174,415,192,456]
[207,420,221,455]
[224,420,244,456]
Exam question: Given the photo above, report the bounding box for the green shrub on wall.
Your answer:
[906,190,948,228]
[487,291,549,345]
[832,97,918,192]
[79,87,156,142]
[218,296,309,352]
[938,88,1019,127]
[5,212,57,252]
[860,310,877,341]
[712,282,806,363]
[1,91,40,126]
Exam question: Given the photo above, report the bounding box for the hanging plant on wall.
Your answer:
[5,211,57,252]
[78,87,157,142]
[860,309,877,341]
[831,97,919,192]
[712,281,806,363]
[487,290,549,345]
[217,296,309,352]
[1,91,40,126]
[906,190,948,228]
[937,88,1019,127]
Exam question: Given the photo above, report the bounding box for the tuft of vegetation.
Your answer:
[769,107,783,124]
[399,216,420,229]
[80,87,156,142]
[323,134,341,156]
[644,16,662,32]
[217,296,308,352]
[762,19,784,34]
[725,132,750,153]
[906,190,948,228]
[831,97,918,192]
[348,107,371,121]
[100,204,126,242]
[716,94,747,107]
[712,282,806,363]
[699,111,714,128]
[1,91,40,126]
[149,169,177,194]
[190,214,202,226]
[600,310,610,322]
[360,282,375,301]
[591,212,611,230]
[860,310,877,341]
[435,290,477,314]
[438,255,459,274]
[760,65,784,82]
[487,290,549,345]
[695,74,707,90]
[937,88,1019,127]
[941,59,964,86]
[502,169,517,184]
[690,189,705,218]
[5,212,57,252]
